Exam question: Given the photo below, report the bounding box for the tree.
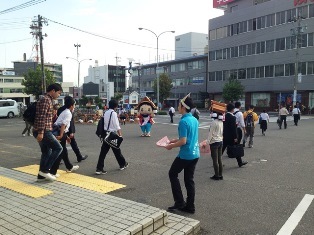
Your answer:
[21,66,55,99]
[222,76,245,102]
[113,92,123,101]
[152,73,173,103]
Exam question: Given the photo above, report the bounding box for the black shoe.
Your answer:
[210,175,220,180]
[168,203,185,211]
[219,176,223,180]
[78,155,88,162]
[178,206,195,214]
[239,161,248,167]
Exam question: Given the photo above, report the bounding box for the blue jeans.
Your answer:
[33,130,63,173]
[140,123,152,133]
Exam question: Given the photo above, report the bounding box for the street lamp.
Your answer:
[66,57,92,97]
[138,27,175,108]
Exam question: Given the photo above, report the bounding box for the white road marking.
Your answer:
[277,194,314,235]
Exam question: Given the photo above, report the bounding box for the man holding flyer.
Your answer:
[164,93,200,214]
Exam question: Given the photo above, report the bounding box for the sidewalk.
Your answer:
[0,166,200,235]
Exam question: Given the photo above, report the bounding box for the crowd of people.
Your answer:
[25,83,303,215]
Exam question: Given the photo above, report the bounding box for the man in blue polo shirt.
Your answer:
[165,93,200,214]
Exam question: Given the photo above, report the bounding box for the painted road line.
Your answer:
[14,165,126,194]
[0,176,53,198]
[277,194,314,235]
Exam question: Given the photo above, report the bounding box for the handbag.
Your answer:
[104,111,123,149]
[258,115,262,124]
[52,125,61,137]
[227,144,244,158]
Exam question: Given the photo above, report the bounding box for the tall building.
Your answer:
[175,32,208,59]
[208,0,314,111]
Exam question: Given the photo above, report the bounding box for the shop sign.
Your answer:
[213,0,235,8]
[294,0,314,6]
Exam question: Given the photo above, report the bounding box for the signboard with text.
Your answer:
[294,0,314,7]
[213,0,235,8]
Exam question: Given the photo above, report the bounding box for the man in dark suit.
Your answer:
[57,96,88,162]
[222,103,248,167]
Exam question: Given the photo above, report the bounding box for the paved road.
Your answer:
[1,115,314,234]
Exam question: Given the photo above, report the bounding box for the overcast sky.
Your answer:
[0,0,223,85]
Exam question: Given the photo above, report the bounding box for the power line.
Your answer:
[0,38,32,44]
[0,0,47,15]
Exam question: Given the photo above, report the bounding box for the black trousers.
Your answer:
[70,136,84,161]
[293,114,300,125]
[168,157,199,209]
[236,127,243,144]
[96,141,126,171]
[170,114,174,123]
[50,135,73,175]
[280,115,287,129]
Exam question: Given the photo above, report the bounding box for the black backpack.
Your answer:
[192,109,199,120]
[96,117,106,140]
[23,102,37,125]
[245,112,254,127]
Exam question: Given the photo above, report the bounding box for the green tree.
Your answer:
[79,95,88,106]
[113,92,123,101]
[152,73,173,103]
[222,76,245,102]
[22,66,55,99]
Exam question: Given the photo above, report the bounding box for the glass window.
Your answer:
[209,30,216,40]
[260,41,265,53]
[266,14,275,27]
[251,93,270,107]
[209,51,215,61]
[308,61,314,74]
[298,6,308,19]
[276,38,286,51]
[301,34,308,47]
[223,70,230,81]
[310,4,314,18]
[285,63,295,76]
[178,63,186,71]
[216,71,223,81]
[253,18,257,30]
[247,44,252,55]
[287,9,297,22]
[209,72,215,81]
[257,17,262,30]
[256,66,265,78]
[298,62,306,75]
[231,23,239,35]
[266,40,275,52]
[276,11,286,25]
[231,46,238,58]
[223,48,228,59]
[239,45,247,57]
[216,27,227,39]
[265,65,274,77]
[275,64,284,77]
[247,68,255,79]
[238,69,246,79]
[248,19,253,31]
[230,69,238,79]
[308,33,314,47]
[4,79,14,83]
[216,49,223,60]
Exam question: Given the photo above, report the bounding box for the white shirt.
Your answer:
[260,112,269,121]
[169,107,175,114]
[54,109,72,133]
[292,108,301,115]
[104,109,121,132]
[234,108,245,128]
[207,119,223,144]
[279,107,289,115]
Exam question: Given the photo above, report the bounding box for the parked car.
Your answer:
[0,99,19,118]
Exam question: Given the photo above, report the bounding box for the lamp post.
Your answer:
[66,57,92,97]
[138,28,175,108]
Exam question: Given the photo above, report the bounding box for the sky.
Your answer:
[0,0,223,86]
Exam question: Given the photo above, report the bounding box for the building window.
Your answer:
[275,64,284,77]
[209,30,216,40]
[216,49,223,60]
[301,34,308,47]
[239,21,247,34]
[230,5,238,12]
[251,93,270,107]
[238,69,246,79]
[276,11,286,25]
[265,65,274,77]
[286,36,296,49]
[4,79,14,83]
[209,51,215,61]
[231,46,238,58]
[247,68,256,79]
[223,70,230,81]
[230,69,238,79]
[231,23,239,35]
[256,41,265,54]
[209,72,215,81]
[239,45,247,57]
[266,40,275,52]
[257,16,266,30]
[178,63,186,71]
[298,6,308,19]
[247,43,256,55]
[308,33,314,47]
[310,4,314,18]
[256,66,265,78]
[275,38,286,51]
[266,14,275,27]
[216,71,223,81]
[298,62,306,75]
[216,27,227,39]
[308,61,314,74]
[287,9,297,22]
[285,63,295,76]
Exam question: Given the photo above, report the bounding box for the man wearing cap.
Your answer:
[165,94,200,214]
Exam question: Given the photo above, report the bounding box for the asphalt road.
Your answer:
[0,113,313,235]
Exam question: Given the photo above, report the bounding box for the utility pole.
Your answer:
[74,43,81,97]
[290,11,307,106]
[114,54,121,93]
[37,15,48,95]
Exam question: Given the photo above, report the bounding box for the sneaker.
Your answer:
[120,162,129,171]
[22,134,26,137]
[38,171,56,181]
[53,173,60,178]
[95,170,107,175]
[29,133,33,136]
[66,165,79,173]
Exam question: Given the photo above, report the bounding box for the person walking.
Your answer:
[243,105,259,148]
[33,83,63,181]
[222,103,248,167]
[58,96,88,163]
[50,96,79,176]
[22,120,33,137]
[259,110,270,135]
[169,106,175,123]
[95,99,128,175]
[279,105,289,129]
[166,94,199,214]
[206,112,223,180]
[233,102,246,146]
[292,105,301,126]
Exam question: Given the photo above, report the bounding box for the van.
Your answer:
[0,99,19,118]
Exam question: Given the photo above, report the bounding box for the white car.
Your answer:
[0,99,19,118]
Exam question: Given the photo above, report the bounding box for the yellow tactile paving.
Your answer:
[14,165,126,194]
[0,176,53,198]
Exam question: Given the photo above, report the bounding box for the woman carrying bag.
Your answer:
[259,110,270,136]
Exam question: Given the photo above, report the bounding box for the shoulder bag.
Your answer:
[104,111,123,149]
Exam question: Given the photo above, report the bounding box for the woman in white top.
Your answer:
[292,105,301,126]
[259,109,270,136]
[50,97,79,177]
[206,112,224,180]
